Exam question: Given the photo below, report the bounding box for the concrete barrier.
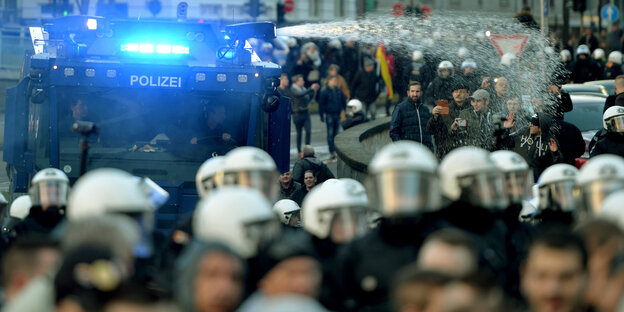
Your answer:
[334,117,391,183]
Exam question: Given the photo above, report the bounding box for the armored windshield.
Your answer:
[46,87,252,182]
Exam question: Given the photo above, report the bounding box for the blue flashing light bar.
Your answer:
[121,43,190,55]
[86,18,97,30]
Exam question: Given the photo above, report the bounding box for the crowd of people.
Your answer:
[2,138,624,312]
[5,6,624,312]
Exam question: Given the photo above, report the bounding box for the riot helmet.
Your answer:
[593,48,605,60]
[604,106,624,133]
[439,147,508,210]
[560,49,572,62]
[437,61,454,77]
[193,187,281,258]
[347,99,363,115]
[368,141,441,217]
[215,147,279,202]
[273,199,301,228]
[537,164,579,213]
[577,154,624,215]
[490,150,533,204]
[30,168,69,210]
[609,51,623,65]
[195,156,225,198]
[302,179,369,244]
[599,191,624,230]
[67,168,156,258]
[577,44,590,56]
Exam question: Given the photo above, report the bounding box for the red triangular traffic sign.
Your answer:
[490,34,530,57]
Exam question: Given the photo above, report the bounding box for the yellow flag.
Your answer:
[376,43,394,100]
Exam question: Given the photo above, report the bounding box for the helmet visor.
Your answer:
[457,171,509,210]
[606,115,624,133]
[125,211,155,259]
[244,219,282,253]
[199,176,217,196]
[223,170,279,202]
[285,210,302,228]
[370,170,441,216]
[503,170,533,204]
[538,181,577,212]
[30,181,68,208]
[580,180,624,215]
[321,207,369,244]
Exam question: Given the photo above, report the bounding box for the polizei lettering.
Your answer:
[130,75,182,88]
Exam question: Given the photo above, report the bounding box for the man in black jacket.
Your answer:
[292,145,335,185]
[351,58,380,120]
[390,81,434,151]
[590,106,624,157]
[319,76,347,159]
[290,75,320,157]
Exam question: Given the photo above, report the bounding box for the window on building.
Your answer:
[225,5,244,18]
[500,0,510,8]
[449,0,461,9]
[310,0,321,17]
[335,0,345,17]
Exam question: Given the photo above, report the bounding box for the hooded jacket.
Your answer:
[504,113,564,180]
[292,156,335,185]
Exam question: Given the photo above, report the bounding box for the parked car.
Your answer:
[562,84,609,96]
[564,94,607,168]
[584,79,615,96]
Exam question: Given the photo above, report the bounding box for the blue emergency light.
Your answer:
[121,43,190,55]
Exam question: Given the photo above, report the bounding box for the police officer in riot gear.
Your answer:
[13,168,69,237]
[302,178,370,311]
[335,141,444,312]
[590,106,624,157]
[535,164,580,226]
[577,154,624,217]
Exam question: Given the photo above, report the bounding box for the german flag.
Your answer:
[376,42,394,100]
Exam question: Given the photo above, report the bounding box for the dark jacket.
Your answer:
[604,93,624,113]
[604,62,624,79]
[424,76,455,107]
[456,107,497,150]
[351,70,379,104]
[279,181,305,206]
[13,206,64,237]
[292,156,335,185]
[503,113,564,180]
[319,86,346,117]
[571,58,603,83]
[426,99,471,158]
[590,132,624,157]
[552,120,586,166]
[290,84,315,113]
[390,98,434,150]
[341,111,369,130]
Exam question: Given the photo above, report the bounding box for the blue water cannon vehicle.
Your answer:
[3,15,290,232]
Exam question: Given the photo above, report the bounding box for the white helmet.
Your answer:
[577,44,590,56]
[439,147,508,210]
[368,141,441,216]
[544,46,555,55]
[30,168,69,209]
[604,106,624,133]
[500,53,516,66]
[599,191,624,230]
[593,48,605,60]
[412,50,423,62]
[438,61,454,76]
[577,155,624,215]
[560,49,572,62]
[609,51,623,65]
[216,147,279,202]
[302,179,369,243]
[537,164,579,213]
[9,195,32,219]
[193,187,281,258]
[490,151,533,204]
[347,99,363,114]
[458,47,469,59]
[461,60,477,70]
[195,156,225,198]
[67,168,154,221]
[273,199,301,227]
